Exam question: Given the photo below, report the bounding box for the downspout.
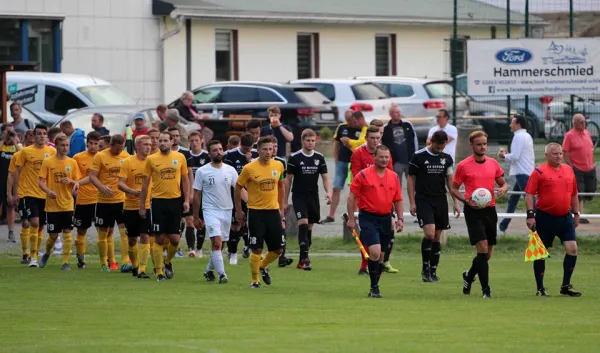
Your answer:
[159,14,184,102]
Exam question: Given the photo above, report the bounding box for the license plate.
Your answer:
[320,113,335,121]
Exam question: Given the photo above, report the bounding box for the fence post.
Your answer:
[524,0,529,119]
[569,0,575,118]
[506,0,511,120]
[451,0,458,126]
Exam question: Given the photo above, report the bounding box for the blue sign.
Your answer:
[495,48,533,65]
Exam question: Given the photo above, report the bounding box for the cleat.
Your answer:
[250,282,261,288]
[536,288,550,297]
[137,272,150,279]
[164,262,174,279]
[8,231,16,243]
[422,271,432,282]
[229,253,238,265]
[39,254,50,268]
[76,255,86,269]
[109,262,119,271]
[157,274,167,281]
[120,263,133,273]
[462,270,473,295]
[132,267,139,277]
[195,249,203,258]
[278,257,293,268]
[175,249,184,258]
[242,247,250,259]
[301,258,312,271]
[358,268,369,275]
[100,264,111,273]
[21,255,30,264]
[260,267,272,285]
[368,286,382,298]
[319,216,334,224]
[204,270,216,282]
[28,258,39,268]
[218,274,228,284]
[430,272,440,282]
[61,263,71,271]
[383,261,398,273]
[188,250,196,258]
[38,250,44,258]
[482,287,492,299]
[560,284,582,297]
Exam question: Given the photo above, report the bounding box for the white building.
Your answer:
[0,0,543,105]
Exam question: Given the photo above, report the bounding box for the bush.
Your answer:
[319,126,333,141]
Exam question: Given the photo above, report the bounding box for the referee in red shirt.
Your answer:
[451,131,508,299]
[347,145,403,298]
[524,142,582,297]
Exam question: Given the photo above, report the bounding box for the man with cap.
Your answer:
[132,113,150,138]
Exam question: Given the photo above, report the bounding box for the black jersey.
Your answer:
[187,150,210,176]
[176,146,191,160]
[408,147,453,198]
[287,150,327,194]
[223,147,259,175]
[274,156,287,178]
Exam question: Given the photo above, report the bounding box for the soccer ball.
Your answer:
[471,188,492,208]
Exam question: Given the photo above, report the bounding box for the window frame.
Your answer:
[215,29,239,81]
[44,84,86,116]
[297,33,320,79]
[375,34,397,76]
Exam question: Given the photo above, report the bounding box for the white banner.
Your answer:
[467,38,600,96]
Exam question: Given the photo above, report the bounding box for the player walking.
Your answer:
[13,125,56,267]
[89,135,131,273]
[451,131,508,298]
[193,140,238,283]
[284,129,331,270]
[140,131,190,281]
[524,143,582,297]
[118,135,153,279]
[407,131,460,282]
[7,148,29,263]
[38,134,83,270]
[235,137,285,288]
[269,136,294,267]
[346,146,403,298]
[186,131,210,257]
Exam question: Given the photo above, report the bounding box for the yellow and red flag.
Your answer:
[524,229,549,262]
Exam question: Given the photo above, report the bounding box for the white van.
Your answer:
[6,72,136,124]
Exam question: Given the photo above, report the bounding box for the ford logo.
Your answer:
[495,48,533,64]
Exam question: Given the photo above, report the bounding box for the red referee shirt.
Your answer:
[350,166,402,215]
[525,163,577,216]
[350,144,393,177]
[453,156,504,207]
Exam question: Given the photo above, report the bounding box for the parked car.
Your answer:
[7,72,136,125]
[290,79,392,123]
[169,81,337,151]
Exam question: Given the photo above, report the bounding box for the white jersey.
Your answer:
[193,163,238,211]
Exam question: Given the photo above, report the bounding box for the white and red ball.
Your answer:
[471,188,492,208]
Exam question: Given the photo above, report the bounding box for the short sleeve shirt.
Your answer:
[453,156,504,207]
[237,159,284,210]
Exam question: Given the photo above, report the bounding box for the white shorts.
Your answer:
[203,208,232,241]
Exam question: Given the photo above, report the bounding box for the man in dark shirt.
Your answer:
[247,120,262,150]
[382,104,419,185]
[92,113,110,136]
[260,106,294,158]
[186,131,210,258]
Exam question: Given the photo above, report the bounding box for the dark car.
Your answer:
[168,82,338,151]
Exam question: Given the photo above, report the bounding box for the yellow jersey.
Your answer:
[14,145,56,199]
[237,159,284,210]
[39,156,81,212]
[8,150,23,198]
[143,151,188,199]
[90,149,130,204]
[73,151,98,205]
[119,155,151,210]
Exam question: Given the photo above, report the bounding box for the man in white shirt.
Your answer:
[427,109,458,162]
[498,115,535,233]
[193,140,239,284]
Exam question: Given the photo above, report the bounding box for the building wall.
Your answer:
[0,0,162,106]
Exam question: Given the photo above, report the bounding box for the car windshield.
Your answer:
[424,81,454,99]
[351,83,388,100]
[64,111,132,135]
[77,85,136,105]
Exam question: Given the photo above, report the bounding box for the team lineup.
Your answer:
[5,106,584,298]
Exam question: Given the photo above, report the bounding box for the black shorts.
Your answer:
[358,211,393,249]
[95,202,124,228]
[0,185,6,206]
[573,167,596,201]
[123,209,151,237]
[247,209,284,251]
[46,211,74,233]
[416,196,450,230]
[292,194,320,224]
[150,198,182,235]
[73,203,96,229]
[464,205,498,246]
[19,197,46,222]
[535,210,577,249]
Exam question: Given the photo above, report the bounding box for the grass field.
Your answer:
[2,247,600,353]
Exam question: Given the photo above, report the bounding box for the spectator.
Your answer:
[227,135,240,151]
[497,115,535,233]
[344,111,368,151]
[246,120,262,148]
[370,119,385,135]
[427,109,458,162]
[59,120,86,157]
[260,106,293,157]
[92,113,110,136]
[132,113,149,138]
[22,129,35,147]
[9,102,35,134]
[176,91,200,121]
[153,104,168,129]
[0,124,21,239]
[160,109,190,148]
[47,127,62,148]
[563,113,596,224]
[382,104,418,184]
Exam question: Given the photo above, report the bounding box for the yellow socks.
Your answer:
[128,243,139,269]
[249,252,261,283]
[119,227,130,264]
[37,228,44,251]
[139,243,150,273]
[45,236,57,255]
[20,227,30,256]
[107,230,115,264]
[149,237,156,266]
[75,234,86,257]
[260,251,280,269]
[152,242,164,276]
[97,228,108,265]
[29,227,39,260]
[62,232,72,264]
[166,241,178,263]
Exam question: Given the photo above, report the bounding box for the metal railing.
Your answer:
[351,212,600,219]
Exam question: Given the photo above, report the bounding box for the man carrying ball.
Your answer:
[451,131,508,298]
